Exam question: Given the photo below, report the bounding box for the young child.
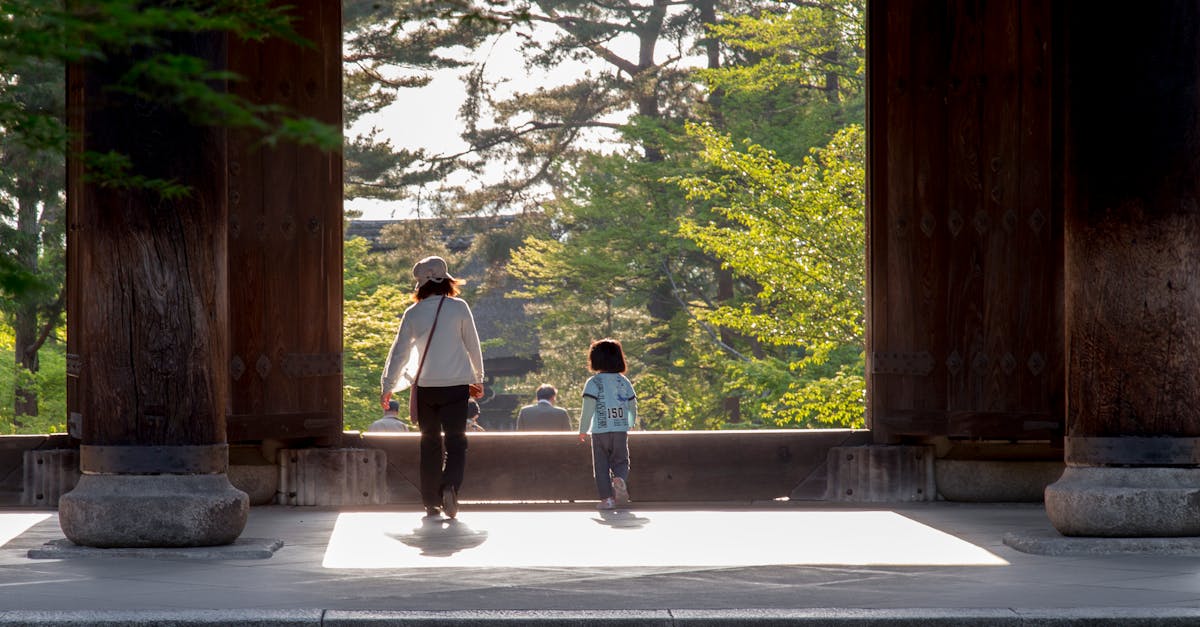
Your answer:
[577,338,638,510]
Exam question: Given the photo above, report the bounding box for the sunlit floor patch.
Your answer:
[0,513,51,548]
[322,510,1008,569]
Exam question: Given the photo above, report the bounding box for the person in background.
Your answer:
[367,399,409,432]
[467,397,486,432]
[577,338,637,510]
[380,256,485,520]
[516,383,572,431]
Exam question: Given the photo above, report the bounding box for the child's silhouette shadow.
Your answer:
[388,516,488,557]
[591,510,651,530]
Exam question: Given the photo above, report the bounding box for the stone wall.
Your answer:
[1,430,1068,507]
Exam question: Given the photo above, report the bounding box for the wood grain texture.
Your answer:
[226,0,343,443]
[1063,3,1200,440]
[68,32,229,448]
[868,0,1063,442]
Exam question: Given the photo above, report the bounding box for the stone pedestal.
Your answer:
[59,474,247,548]
[1045,467,1200,537]
[936,460,1063,503]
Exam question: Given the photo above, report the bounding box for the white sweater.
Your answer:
[380,296,485,393]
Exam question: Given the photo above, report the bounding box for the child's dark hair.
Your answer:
[587,338,626,373]
[413,277,461,302]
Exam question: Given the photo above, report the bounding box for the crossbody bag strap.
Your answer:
[412,295,447,387]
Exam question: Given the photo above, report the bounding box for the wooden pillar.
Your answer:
[61,30,247,547]
[1046,2,1200,536]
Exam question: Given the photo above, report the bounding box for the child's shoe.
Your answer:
[611,477,630,504]
[597,497,617,510]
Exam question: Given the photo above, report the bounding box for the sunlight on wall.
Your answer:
[0,513,50,548]
[322,510,1008,569]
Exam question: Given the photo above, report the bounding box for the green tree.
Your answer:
[342,0,478,208]
[704,0,865,162]
[341,0,723,216]
[343,1,867,430]
[0,57,65,423]
[676,123,866,428]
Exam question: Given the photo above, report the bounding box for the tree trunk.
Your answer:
[635,0,669,163]
[13,193,40,422]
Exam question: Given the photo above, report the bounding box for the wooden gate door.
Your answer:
[867,0,1063,443]
[226,0,343,444]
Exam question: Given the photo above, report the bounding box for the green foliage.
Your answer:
[701,3,864,98]
[1,48,65,423]
[341,0,711,215]
[342,281,410,431]
[674,124,866,428]
[492,2,866,430]
[677,123,865,359]
[722,346,864,429]
[1,0,339,156]
[83,151,189,199]
[342,0,491,204]
[342,236,387,300]
[0,323,67,434]
[706,1,865,166]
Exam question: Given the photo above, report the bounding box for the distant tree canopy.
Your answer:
[344,0,867,430]
[0,0,868,433]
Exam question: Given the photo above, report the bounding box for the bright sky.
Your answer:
[345,17,698,221]
[345,31,600,221]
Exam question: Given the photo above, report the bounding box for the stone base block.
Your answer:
[278,448,387,506]
[21,449,80,508]
[936,460,1064,502]
[1045,466,1200,537]
[227,464,278,506]
[1004,528,1200,556]
[59,474,248,548]
[29,537,282,560]
[228,444,279,506]
[824,445,935,502]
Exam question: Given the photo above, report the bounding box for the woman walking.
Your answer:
[381,256,485,518]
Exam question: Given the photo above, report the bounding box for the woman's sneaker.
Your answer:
[611,477,630,504]
[597,497,617,510]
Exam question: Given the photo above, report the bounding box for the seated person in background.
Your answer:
[515,384,572,431]
[467,398,485,432]
[367,399,409,432]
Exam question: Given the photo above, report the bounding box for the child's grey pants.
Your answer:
[590,431,630,499]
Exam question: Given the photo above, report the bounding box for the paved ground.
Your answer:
[1,501,1199,624]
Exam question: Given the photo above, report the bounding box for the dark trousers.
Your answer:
[414,384,469,508]
[590,431,630,499]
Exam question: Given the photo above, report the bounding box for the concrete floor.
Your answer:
[1,501,1199,624]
